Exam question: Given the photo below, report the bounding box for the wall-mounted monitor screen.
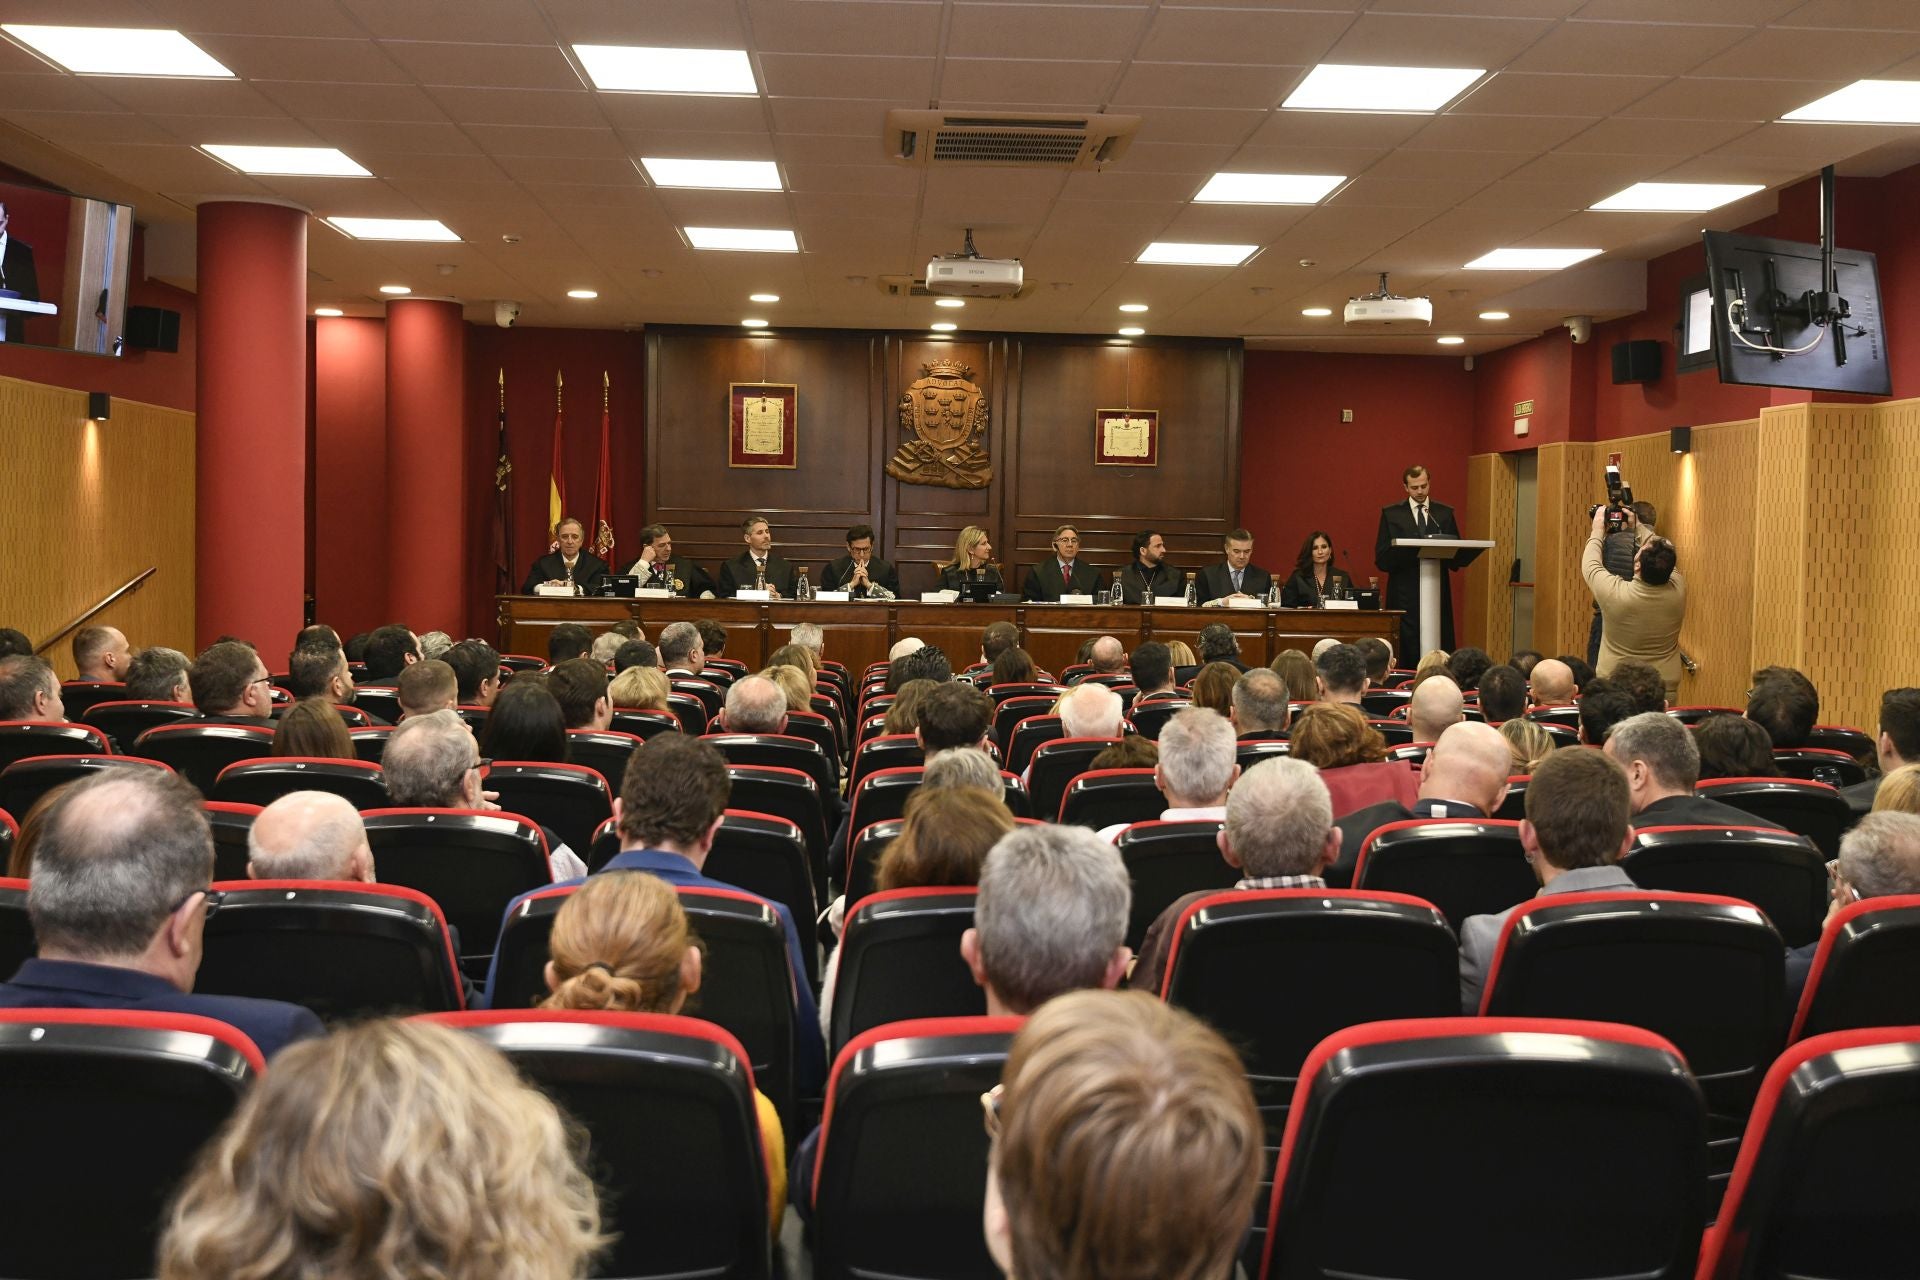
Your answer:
[1700,230,1890,396]
[0,176,134,356]
[1673,272,1716,375]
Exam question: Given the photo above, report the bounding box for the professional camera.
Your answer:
[1587,460,1634,535]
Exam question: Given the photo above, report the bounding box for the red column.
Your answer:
[195,200,307,649]
[385,297,466,632]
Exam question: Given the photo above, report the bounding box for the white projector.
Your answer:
[1344,295,1433,326]
[926,256,1023,297]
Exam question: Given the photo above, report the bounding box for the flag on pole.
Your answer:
[493,368,515,592]
[592,370,616,564]
[548,369,566,550]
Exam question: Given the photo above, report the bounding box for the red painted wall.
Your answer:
[1241,350,1475,641]
[311,317,389,638]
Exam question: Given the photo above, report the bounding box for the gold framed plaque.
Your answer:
[729,382,798,468]
[1094,408,1159,466]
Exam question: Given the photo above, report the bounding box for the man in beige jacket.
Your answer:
[1583,504,1686,699]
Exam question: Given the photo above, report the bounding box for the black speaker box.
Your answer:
[1610,338,1661,385]
[123,305,181,353]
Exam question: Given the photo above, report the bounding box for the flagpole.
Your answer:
[495,367,514,593]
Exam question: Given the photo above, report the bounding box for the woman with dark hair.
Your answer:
[1189,662,1240,716]
[1280,530,1353,608]
[273,700,355,760]
[991,647,1036,687]
[1288,702,1418,817]
[478,679,569,764]
[1694,713,1781,780]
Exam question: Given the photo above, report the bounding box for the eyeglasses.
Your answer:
[170,888,226,919]
[470,756,492,773]
[980,1083,1004,1139]
[249,675,274,688]
[1826,858,1860,903]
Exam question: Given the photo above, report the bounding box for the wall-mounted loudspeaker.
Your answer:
[123,305,181,353]
[1610,339,1662,385]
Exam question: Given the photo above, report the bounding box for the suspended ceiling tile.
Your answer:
[255,81,452,123]
[1450,71,1669,117]
[613,128,777,161]
[493,153,642,186]
[1110,63,1296,113]
[1062,169,1198,201]
[937,58,1122,105]
[758,53,936,100]
[354,151,512,181]
[149,114,325,146]
[0,73,126,113]
[1509,21,1752,75]
[149,0,367,37]
[463,123,627,159]
[594,92,771,133]
[4,110,177,146]
[743,0,946,58]
[305,118,479,154]
[1245,111,1430,151]
[789,189,918,223]
[1360,148,1529,182]
[775,132,891,166]
[1556,115,1758,155]
[1134,8,1354,65]
[946,4,1151,60]
[765,97,892,138]
[427,87,604,128]
[1570,0,1798,21]
[1776,0,1920,31]
[85,77,291,117]
[539,0,749,44]
[332,0,554,43]
[1406,112,1595,150]
[190,35,413,83]
[1322,13,1558,66]
[377,41,585,92]
[783,162,920,195]
[1617,76,1854,122]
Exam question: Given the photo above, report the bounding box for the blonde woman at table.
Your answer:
[936,525,1006,598]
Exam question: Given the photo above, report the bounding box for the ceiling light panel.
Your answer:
[1194,172,1345,205]
[202,145,370,176]
[685,227,799,252]
[640,157,782,190]
[325,217,460,242]
[1282,63,1484,114]
[1463,247,1602,270]
[1782,80,1920,125]
[574,44,757,95]
[1137,242,1260,266]
[2,25,233,77]
[1589,182,1764,212]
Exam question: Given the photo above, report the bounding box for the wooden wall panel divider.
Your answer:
[1460,452,1518,656]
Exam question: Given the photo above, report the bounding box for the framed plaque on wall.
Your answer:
[1094,408,1158,466]
[728,382,798,468]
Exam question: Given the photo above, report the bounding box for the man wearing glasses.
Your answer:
[185,639,279,725]
[1021,524,1106,603]
[0,768,323,1059]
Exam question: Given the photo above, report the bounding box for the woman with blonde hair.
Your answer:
[936,525,1004,595]
[1411,649,1452,689]
[1288,702,1417,818]
[158,1019,606,1280]
[272,699,354,760]
[607,663,671,713]
[1165,639,1198,675]
[882,678,936,736]
[542,870,787,1221]
[767,642,818,683]
[760,663,814,714]
[1269,648,1316,703]
[1872,762,1920,815]
[1499,717,1555,776]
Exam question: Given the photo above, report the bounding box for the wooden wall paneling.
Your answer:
[0,376,196,677]
[1460,453,1519,656]
[883,335,1003,598]
[1749,405,1811,677]
[1803,403,1883,732]
[1668,419,1758,710]
[1531,442,1600,660]
[1861,399,1920,733]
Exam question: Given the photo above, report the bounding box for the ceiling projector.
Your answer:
[926,227,1023,298]
[1345,272,1432,326]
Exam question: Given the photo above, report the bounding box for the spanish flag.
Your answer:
[548,370,566,550]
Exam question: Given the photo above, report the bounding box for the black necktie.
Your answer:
[1417,504,1429,532]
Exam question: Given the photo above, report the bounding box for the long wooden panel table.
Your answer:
[499,596,1401,677]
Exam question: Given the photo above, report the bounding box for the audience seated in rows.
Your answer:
[188,641,276,725]
[273,700,354,759]
[1477,664,1528,723]
[287,642,358,710]
[444,639,503,707]
[1844,686,1920,815]
[0,654,64,722]
[363,625,421,682]
[1606,712,1785,830]
[1096,708,1236,842]
[545,623,592,666]
[613,639,657,673]
[1189,663,1238,715]
[1785,810,1920,1008]
[1748,665,1819,748]
[1408,675,1464,744]
[1501,717,1556,774]
[1196,623,1247,674]
[548,657,613,732]
[890,643,953,691]
[1528,657,1577,705]
[1694,713,1781,780]
[417,631,454,662]
[1333,721,1513,883]
[1129,641,1175,699]
[1269,648,1316,702]
[657,622,705,677]
[391,709,586,880]
[246,790,374,882]
[397,659,459,720]
[1289,703,1416,818]
[478,681,569,765]
[1058,683,1123,740]
[1357,636,1393,686]
[1315,643,1368,707]
[1575,677,1636,745]
[1087,636,1126,677]
[719,674,788,734]
[1228,668,1289,738]
[125,645,192,702]
[608,663,670,712]
[71,625,131,684]
[1448,646,1493,692]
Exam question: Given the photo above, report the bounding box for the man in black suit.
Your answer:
[521,516,609,594]
[1331,721,1512,885]
[0,201,39,343]
[715,514,797,597]
[1607,711,1785,830]
[1117,529,1182,604]
[1196,528,1273,604]
[1843,688,1920,816]
[186,640,277,726]
[818,523,899,599]
[1022,524,1105,602]
[1374,463,1460,656]
[623,523,714,598]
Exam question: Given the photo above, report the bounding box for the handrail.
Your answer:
[34,567,157,657]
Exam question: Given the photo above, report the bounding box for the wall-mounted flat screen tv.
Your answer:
[0,176,134,356]
[1700,230,1890,396]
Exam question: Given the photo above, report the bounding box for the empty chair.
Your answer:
[1770,746,1867,787]
[1695,777,1853,858]
[609,708,681,741]
[349,724,395,763]
[484,761,612,863]
[81,699,195,751]
[828,888,984,1055]
[0,1008,264,1280]
[1058,767,1163,827]
[706,810,818,978]
[1698,1028,1920,1280]
[211,756,387,809]
[0,754,170,827]
[1624,824,1827,947]
[810,1016,1021,1280]
[132,722,275,792]
[705,733,837,806]
[0,875,29,979]
[428,1009,771,1280]
[198,880,464,1018]
[1004,712,1065,776]
[845,766,926,855]
[203,800,262,881]
[843,818,905,910]
[1027,737,1124,823]
[0,721,112,770]
[352,686,403,723]
[1352,818,1533,931]
[1788,894,1920,1040]
[56,681,126,718]
[855,712,889,749]
[725,765,829,895]
[1116,819,1237,952]
[565,728,643,788]
[1261,1018,1706,1280]
[666,691,710,734]
[362,808,551,972]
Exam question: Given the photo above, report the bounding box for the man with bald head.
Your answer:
[1408,674,1464,744]
[1059,682,1123,739]
[1086,636,1126,677]
[247,791,375,882]
[718,674,789,735]
[1331,720,1515,885]
[72,625,132,684]
[1529,658,1577,706]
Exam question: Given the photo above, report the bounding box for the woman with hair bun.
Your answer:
[542,870,786,1220]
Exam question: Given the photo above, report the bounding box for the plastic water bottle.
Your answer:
[795,569,813,602]
[1108,579,1124,607]
[1265,581,1282,608]
[754,562,767,592]
[1183,573,1198,607]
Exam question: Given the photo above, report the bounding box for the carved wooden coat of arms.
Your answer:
[885,359,991,489]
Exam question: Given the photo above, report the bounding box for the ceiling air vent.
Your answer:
[885,109,1139,169]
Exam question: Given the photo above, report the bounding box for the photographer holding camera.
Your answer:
[1584,499,1686,701]
[1588,498,1658,665]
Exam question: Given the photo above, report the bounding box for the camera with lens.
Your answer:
[1587,461,1634,535]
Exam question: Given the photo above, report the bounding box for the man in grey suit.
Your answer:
[1195,529,1273,605]
[1458,745,1639,1013]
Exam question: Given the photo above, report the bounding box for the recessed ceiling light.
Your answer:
[1301,307,1334,317]
[639,157,782,190]
[934,298,965,309]
[1478,310,1510,320]
[1282,63,1483,114]
[200,144,369,177]
[378,285,411,295]
[1137,241,1259,267]
[573,44,757,95]
[749,293,780,303]
[685,226,798,253]
[567,289,598,300]
[1463,248,1602,271]
[1437,336,1465,346]
[2,25,233,77]
[325,217,460,242]
[1194,172,1345,205]
[314,308,344,317]
[1118,303,1149,313]
[1590,182,1765,212]
[931,322,958,332]
[1118,326,1146,336]
[741,318,769,328]
[1783,79,1920,124]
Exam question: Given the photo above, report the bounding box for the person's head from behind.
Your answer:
[0,627,29,658]
[964,825,1131,1016]
[1129,641,1173,695]
[1220,757,1336,880]
[1356,636,1392,683]
[921,746,1004,793]
[1420,721,1513,814]
[1447,646,1492,692]
[247,791,372,882]
[656,621,704,672]
[1088,636,1126,674]
[768,642,818,683]
[384,709,483,808]
[695,619,729,660]
[157,1019,605,1280]
[546,623,592,666]
[918,680,993,753]
[1269,648,1315,702]
[1602,711,1701,811]
[547,656,611,731]
[1197,623,1238,663]
[1747,669,1818,747]
[607,664,670,713]
[615,734,730,857]
[1477,664,1528,723]
[1636,535,1677,586]
[1289,702,1385,769]
[0,655,63,722]
[363,624,419,681]
[125,645,192,703]
[288,642,350,703]
[878,786,1015,892]
[1692,712,1778,780]
[1314,643,1367,702]
[613,640,657,674]
[1575,678,1636,746]
[760,664,813,712]
[1407,674,1463,744]
[1154,708,1238,809]
[417,631,453,663]
[445,639,503,706]
[72,624,131,682]
[982,620,1020,666]
[1229,668,1289,734]
[588,632,624,667]
[27,769,213,985]
[1189,662,1239,715]
[542,870,698,1014]
[882,679,936,735]
[478,679,568,764]
[985,989,1260,1280]
[1089,736,1158,771]
[1058,682,1122,739]
[273,699,354,760]
[1832,810,1920,903]
[1412,649,1450,686]
[189,641,271,717]
[992,646,1036,687]
[892,644,953,690]
[1528,657,1576,704]
[719,674,788,735]
[1522,745,1632,878]
[397,659,459,719]
[1164,640,1197,670]
[1611,660,1668,716]
[790,622,825,661]
[1877,687,1920,770]
[1509,649,1543,677]
[1500,717,1555,775]
[1870,764,1920,816]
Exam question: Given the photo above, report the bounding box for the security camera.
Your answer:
[494,300,521,329]
[1563,314,1593,345]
